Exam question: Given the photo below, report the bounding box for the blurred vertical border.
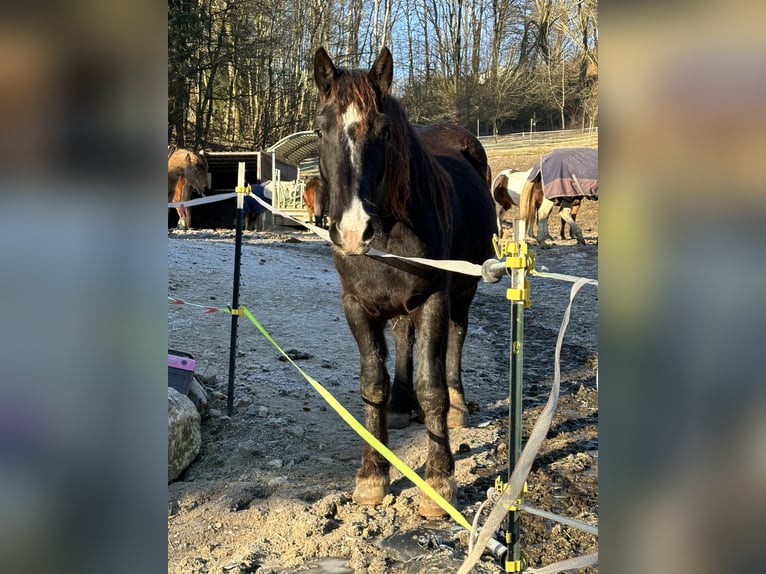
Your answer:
[0,1,167,573]
[601,1,766,573]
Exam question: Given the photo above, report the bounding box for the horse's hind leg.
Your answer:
[411,292,456,518]
[388,315,417,429]
[444,285,478,429]
[559,210,569,239]
[560,200,581,240]
[559,202,585,244]
[343,295,392,506]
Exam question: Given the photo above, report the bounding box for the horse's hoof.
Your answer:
[447,405,468,429]
[353,475,390,505]
[418,477,457,519]
[388,410,412,429]
[447,388,469,429]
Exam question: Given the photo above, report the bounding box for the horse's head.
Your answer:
[313,47,395,255]
[183,152,209,198]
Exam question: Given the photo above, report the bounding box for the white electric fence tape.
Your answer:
[168,191,238,209]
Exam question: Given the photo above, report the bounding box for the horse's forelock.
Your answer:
[329,70,378,134]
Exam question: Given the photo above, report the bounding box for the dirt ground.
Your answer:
[168,189,598,573]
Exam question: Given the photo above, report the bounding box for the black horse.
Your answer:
[313,47,496,517]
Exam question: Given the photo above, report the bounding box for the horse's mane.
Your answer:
[329,71,451,227]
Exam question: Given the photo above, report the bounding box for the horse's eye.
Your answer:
[372,114,390,140]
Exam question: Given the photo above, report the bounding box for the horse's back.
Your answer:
[417,124,496,264]
[418,123,491,186]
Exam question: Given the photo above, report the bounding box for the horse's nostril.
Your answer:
[329,222,342,246]
[362,222,374,243]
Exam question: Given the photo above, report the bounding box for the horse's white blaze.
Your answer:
[342,104,362,131]
[338,195,370,250]
[342,104,363,169]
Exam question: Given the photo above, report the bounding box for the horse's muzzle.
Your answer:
[329,221,374,255]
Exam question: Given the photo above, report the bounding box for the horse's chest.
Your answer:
[333,254,440,317]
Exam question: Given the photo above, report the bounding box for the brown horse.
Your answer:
[168,147,209,229]
[302,176,328,228]
[313,47,496,518]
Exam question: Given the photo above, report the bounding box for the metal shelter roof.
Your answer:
[266,130,320,172]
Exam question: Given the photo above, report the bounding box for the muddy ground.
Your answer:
[168,201,598,573]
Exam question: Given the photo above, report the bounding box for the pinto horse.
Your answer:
[491,168,530,236]
[492,167,581,240]
[168,147,209,229]
[313,47,496,518]
[519,148,598,248]
[302,175,328,228]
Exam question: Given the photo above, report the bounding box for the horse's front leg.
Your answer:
[176,206,189,230]
[536,199,555,248]
[411,291,456,518]
[388,315,417,429]
[342,294,391,506]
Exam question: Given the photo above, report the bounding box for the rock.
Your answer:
[188,375,209,414]
[168,387,202,482]
[277,348,313,361]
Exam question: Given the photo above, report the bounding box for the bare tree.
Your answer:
[168,0,598,149]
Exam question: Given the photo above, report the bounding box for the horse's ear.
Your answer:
[314,47,337,99]
[184,152,192,166]
[369,47,393,95]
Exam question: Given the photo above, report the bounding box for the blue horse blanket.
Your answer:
[528,148,598,200]
[244,183,271,214]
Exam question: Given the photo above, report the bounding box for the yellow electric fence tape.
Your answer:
[239,305,473,532]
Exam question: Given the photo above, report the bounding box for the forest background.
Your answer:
[168,0,597,150]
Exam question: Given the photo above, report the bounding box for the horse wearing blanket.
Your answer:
[313,47,496,518]
[519,148,598,248]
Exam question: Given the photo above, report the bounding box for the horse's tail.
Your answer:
[519,178,538,234]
